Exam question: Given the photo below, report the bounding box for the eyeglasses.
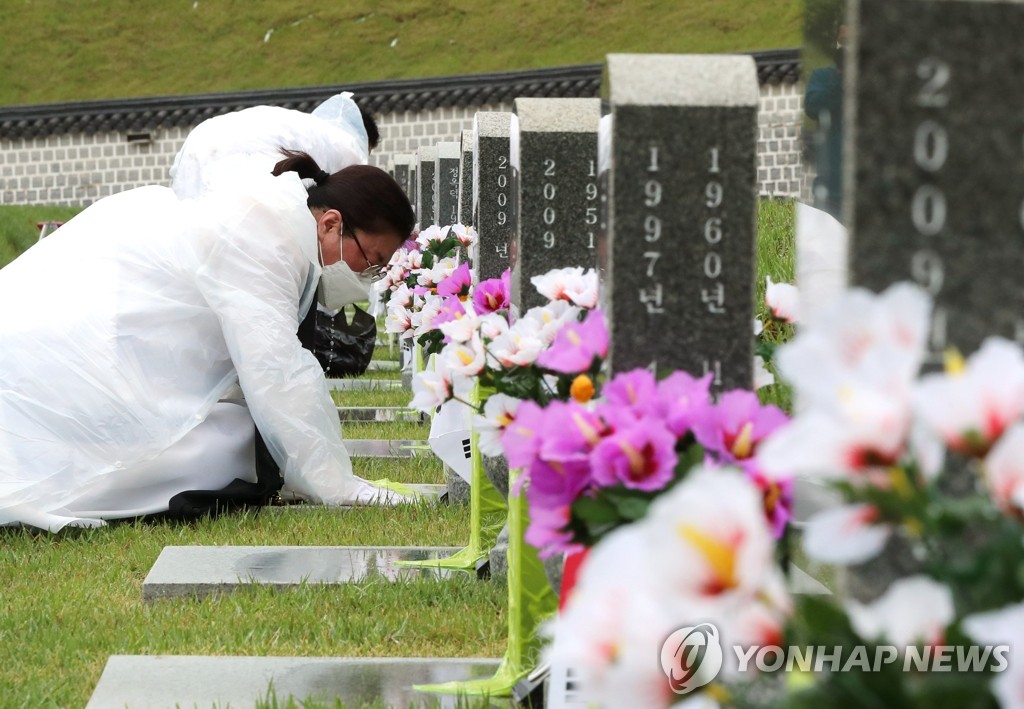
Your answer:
[345,227,387,282]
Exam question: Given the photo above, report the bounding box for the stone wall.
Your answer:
[0,83,804,207]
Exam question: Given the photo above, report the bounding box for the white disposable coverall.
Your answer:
[0,171,379,531]
[169,93,369,200]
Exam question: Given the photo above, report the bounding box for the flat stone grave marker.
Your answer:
[604,54,759,390]
[458,128,474,225]
[847,0,1024,365]
[343,438,426,458]
[142,546,460,600]
[473,112,516,281]
[326,378,404,392]
[512,98,601,310]
[436,141,461,227]
[87,656,502,709]
[417,145,437,227]
[366,359,400,371]
[392,153,413,200]
[336,406,423,423]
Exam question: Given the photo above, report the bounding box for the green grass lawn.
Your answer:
[0,1,801,106]
[0,205,81,269]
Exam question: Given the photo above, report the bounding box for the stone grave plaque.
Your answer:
[409,163,418,218]
[512,98,601,310]
[392,153,413,200]
[848,0,1024,364]
[605,54,758,390]
[474,112,516,281]
[343,439,426,458]
[325,378,404,392]
[416,146,437,227]
[142,546,460,600]
[436,142,461,227]
[87,656,501,709]
[458,129,475,225]
[336,406,423,423]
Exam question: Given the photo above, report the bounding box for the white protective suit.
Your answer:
[169,92,369,200]
[0,171,382,531]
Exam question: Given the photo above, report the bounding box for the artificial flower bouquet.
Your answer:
[754,282,1024,707]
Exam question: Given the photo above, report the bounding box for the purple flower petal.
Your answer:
[589,418,678,492]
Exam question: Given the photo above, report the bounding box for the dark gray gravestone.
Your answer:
[847,0,1024,365]
[416,146,437,228]
[435,142,461,227]
[409,163,418,220]
[604,55,759,390]
[458,129,475,225]
[474,112,516,282]
[511,98,601,310]
[392,154,412,200]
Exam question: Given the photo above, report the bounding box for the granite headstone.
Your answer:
[847,0,1024,365]
[436,142,461,227]
[416,146,437,228]
[458,129,475,226]
[473,112,516,281]
[604,54,759,390]
[511,98,601,310]
[392,154,413,200]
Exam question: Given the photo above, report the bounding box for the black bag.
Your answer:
[306,304,377,378]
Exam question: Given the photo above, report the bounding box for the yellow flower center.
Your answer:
[731,422,754,459]
[571,410,600,445]
[570,374,595,403]
[677,524,738,592]
[567,329,582,346]
[456,349,475,366]
[945,347,966,376]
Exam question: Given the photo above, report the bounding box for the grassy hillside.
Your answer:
[0,0,801,106]
[0,207,81,268]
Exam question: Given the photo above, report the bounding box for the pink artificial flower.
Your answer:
[501,400,549,469]
[524,501,582,559]
[535,308,609,374]
[656,371,714,437]
[601,369,660,416]
[473,272,511,313]
[436,262,472,299]
[538,401,607,463]
[527,458,593,509]
[693,390,788,464]
[430,295,466,329]
[590,418,678,492]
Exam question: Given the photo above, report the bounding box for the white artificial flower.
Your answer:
[522,300,580,345]
[438,310,481,344]
[544,526,680,709]
[753,318,764,336]
[765,276,800,323]
[419,256,459,289]
[390,282,414,309]
[441,333,485,378]
[983,422,1024,515]
[477,312,510,342]
[776,283,930,411]
[411,295,444,337]
[913,337,1024,456]
[962,603,1024,709]
[645,467,777,604]
[846,575,954,648]
[409,358,454,413]
[449,223,478,248]
[531,267,599,309]
[801,503,891,565]
[753,355,774,390]
[415,225,446,248]
[384,303,414,338]
[758,392,909,486]
[488,318,546,368]
[473,393,523,457]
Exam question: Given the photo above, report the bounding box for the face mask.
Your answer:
[317,246,371,311]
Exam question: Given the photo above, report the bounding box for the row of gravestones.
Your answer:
[85,52,800,709]
[88,1,1024,696]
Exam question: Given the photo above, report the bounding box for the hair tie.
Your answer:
[314,170,331,186]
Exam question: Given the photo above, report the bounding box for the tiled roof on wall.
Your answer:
[0,49,799,140]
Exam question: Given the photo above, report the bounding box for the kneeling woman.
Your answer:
[0,152,414,531]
